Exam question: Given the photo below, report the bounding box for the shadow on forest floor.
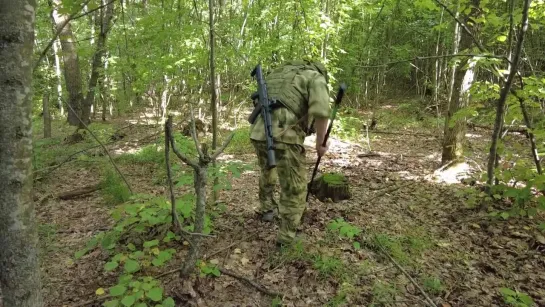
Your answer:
[32,104,545,307]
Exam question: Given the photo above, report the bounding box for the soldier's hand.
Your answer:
[316,142,329,157]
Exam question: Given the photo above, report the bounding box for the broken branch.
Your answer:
[57,184,101,200]
[219,267,283,298]
[189,105,205,159]
[211,132,235,160]
[376,242,437,307]
[65,103,133,194]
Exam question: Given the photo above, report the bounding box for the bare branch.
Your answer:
[167,115,200,170]
[211,132,235,160]
[33,0,93,72]
[376,242,437,307]
[165,116,186,236]
[65,103,133,194]
[431,0,486,53]
[72,0,118,20]
[189,105,205,159]
[357,53,507,69]
[219,267,283,297]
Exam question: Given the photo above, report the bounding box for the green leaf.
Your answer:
[103,299,120,307]
[500,287,517,297]
[500,212,510,220]
[152,258,164,267]
[497,35,507,42]
[124,259,141,273]
[75,249,87,259]
[146,287,163,302]
[135,303,147,307]
[177,200,193,219]
[353,242,361,250]
[121,295,136,306]
[127,243,136,251]
[132,251,145,259]
[142,282,153,291]
[105,261,119,271]
[143,240,159,248]
[158,251,172,262]
[119,274,133,283]
[113,253,124,262]
[109,284,127,296]
[211,267,221,277]
[518,293,534,305]
[162,298,175,307]
[129,281,141,289]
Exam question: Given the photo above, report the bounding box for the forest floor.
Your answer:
[32,100,545,307]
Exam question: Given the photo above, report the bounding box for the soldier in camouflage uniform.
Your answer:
[249,59,331,246]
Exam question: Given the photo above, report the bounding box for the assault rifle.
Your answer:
[248,63,277,169]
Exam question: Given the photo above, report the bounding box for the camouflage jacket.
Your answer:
[249,60,331,145]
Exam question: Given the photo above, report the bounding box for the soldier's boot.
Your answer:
[261,210,275,222]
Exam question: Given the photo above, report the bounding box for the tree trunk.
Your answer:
[52,38,64,115]
[51,0,85,126]
[0,0,44,305]
[209,0,219,201]
[100,53,108,121]
[441,0,479,165]
[43,91,52,138]
[82,0,114,129]
[447,3,461,108]
[486,0,531,190]
[180,166,208,277]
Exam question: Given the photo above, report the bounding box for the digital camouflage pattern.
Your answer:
[252,141,307,244]
[250,60,331,245]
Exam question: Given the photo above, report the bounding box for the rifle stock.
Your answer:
[251,64,276,169]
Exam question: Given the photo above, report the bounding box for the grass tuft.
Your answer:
[100,168,131,205]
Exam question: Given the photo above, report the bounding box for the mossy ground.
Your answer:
[321,172,348,186]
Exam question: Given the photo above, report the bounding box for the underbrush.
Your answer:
[32,119,120,174]
[332,99,443,142]
[101,168,131,205]
[269,218,440,306]
[223,126,252,155]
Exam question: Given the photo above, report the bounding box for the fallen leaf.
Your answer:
[210,259,219,265]
[234,248,242,254]
[96,288,105,295]
[535,234,545,245]
[241,257,249,265]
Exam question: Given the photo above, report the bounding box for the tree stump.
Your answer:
[310,172,351,202]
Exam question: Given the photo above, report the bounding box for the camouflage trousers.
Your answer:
[252,140,307,245]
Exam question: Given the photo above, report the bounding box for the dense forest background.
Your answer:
[1,0,545,306]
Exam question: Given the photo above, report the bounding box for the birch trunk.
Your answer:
[53,39,64,115]
[0,0,44,305]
